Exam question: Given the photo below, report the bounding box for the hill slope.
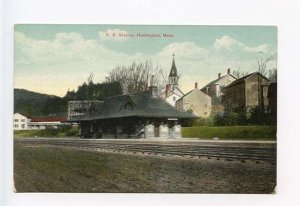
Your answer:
[14,82,123,116]
[14,89,67,116]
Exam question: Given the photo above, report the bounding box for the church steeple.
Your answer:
[168,53,179,85]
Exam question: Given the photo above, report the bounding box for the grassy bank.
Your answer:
[14,143,276,193]
[182,125,276,140]
[14,126,78,138]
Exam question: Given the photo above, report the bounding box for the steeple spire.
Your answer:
[169,53,178,78]
[168,53,179,86]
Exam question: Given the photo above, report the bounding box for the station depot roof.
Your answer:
[67,90,197,122]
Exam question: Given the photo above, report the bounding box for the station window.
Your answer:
[21,124,25,128]
[21,119,25,122]
[14,124,19,128]
[14,119,18,122]
[124,103,134,110]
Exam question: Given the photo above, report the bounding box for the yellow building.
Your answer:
[175,83,211,118]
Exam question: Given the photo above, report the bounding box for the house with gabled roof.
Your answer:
[225,72,270,112]
[200,69,237,113]
[13,112,67,130]
[201,68,237,98]
[13,113,31,130]
[176,82,211,118]
[67,85,197,139]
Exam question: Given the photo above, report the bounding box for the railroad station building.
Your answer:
[66,85,197,139]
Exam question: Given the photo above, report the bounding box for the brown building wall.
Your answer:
[201,85,216,97]
[175,99,184,111]
[226,73,270,112]
[211,104,224,114]
[244,75,269,108]
[226,83,245,111]
[176,90,211,118]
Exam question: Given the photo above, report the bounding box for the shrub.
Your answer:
[14,125,79,138]
[213,114,225,126]
[247,107,276,125]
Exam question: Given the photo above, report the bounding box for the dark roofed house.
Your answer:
[225,72,270,112]
[67,86,197,139]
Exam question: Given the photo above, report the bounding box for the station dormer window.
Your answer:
[124,102,134,111]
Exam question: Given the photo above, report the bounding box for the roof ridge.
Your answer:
[201,73,237,89]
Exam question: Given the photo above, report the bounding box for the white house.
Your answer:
[13,113,67,130]
[13,113,31,130]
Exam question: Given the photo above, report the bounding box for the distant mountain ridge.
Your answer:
[14,88,60,101]
[14,88,67,117]
[14,81,123,117]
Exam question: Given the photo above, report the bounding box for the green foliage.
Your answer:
[213,114,225,126]
[14,125,79,138]
[67,81,122,100]
[14,81,122,116]
[182,125,276,140]
[182,117,214,127]
[248,107,276,125]
[14,88,65,116]
[236,111,247,125]
[213,112,240,126]
[212,110,272,126]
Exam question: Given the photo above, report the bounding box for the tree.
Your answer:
[268,68,277,83]
[108,60,165,94]
[257,54,277,76]
[64,89,76,100]
[232,67,249,79]
[256,54,277,121]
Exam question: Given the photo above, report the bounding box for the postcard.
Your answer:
[13,24,277,193]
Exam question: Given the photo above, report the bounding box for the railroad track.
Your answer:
[15,138,276,164]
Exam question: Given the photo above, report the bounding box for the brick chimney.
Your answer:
[218,73,221,79]
[166,84,171,98]
[149,85,159,98]
[195,82,198,89]
[227,68,231,74]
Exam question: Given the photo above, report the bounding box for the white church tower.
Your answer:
[161,53,184,107]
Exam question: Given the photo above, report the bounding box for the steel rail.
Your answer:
[15,138,276,164]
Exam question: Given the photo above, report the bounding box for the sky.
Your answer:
[14,25,277,97]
